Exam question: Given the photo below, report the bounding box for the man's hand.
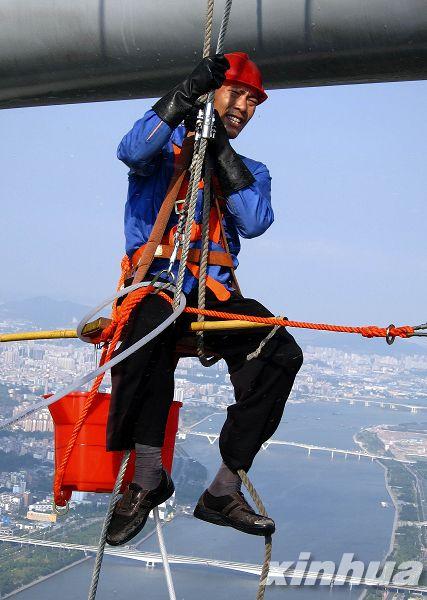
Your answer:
[187,54,229,97]
[209,110,255,196]
[210,109,231,152]
[185,108,255,195]
[152,55,229,129]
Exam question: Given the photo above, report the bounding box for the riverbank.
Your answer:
[354,427,426,596]
[354,429,401,562]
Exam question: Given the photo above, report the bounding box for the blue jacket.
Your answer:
[118,109,273,294]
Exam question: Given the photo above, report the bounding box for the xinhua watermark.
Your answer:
[266,552,424,587]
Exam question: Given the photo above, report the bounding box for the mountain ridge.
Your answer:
[0,296,90,329]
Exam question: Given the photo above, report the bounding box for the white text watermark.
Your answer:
[266,552,424,587]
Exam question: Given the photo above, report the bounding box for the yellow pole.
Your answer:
[0,330,78,342]
[0,321,271,343]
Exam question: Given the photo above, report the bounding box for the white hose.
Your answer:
[154,507,177,600]
[0,282,186,431]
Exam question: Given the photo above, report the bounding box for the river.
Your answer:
[10,399,425,599]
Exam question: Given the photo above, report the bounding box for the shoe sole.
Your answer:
[106,481,175,547]
[193,504,275,537]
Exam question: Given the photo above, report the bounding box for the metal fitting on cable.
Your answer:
[410,322,427,337]
[194,101,216,143]
[201,101,216,139]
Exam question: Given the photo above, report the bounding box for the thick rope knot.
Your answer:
[361,325,414,339]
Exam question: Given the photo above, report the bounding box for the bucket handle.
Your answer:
[52,499,70,516]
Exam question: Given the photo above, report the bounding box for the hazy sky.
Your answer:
[0,81,425,329]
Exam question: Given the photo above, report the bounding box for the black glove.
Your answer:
[152,55,229,129]
[210,110,255,196]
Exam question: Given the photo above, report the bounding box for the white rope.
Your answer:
[154,507,177,600]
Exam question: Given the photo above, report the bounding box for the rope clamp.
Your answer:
[195,101,216,143]
[201,101,216,140]
[386,323,396,345]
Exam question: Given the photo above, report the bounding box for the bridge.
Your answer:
[180,431,415,464]
[299,394,427,414]
[0,535,425,594]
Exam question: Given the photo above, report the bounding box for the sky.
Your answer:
[0,80,426,329]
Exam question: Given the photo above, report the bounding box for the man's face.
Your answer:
[214,83,259,139]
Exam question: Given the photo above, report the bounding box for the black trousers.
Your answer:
[107,288,303,473]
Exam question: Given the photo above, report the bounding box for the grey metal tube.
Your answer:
[0,0,426,109]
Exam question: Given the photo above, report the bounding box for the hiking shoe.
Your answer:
[193,489,275,536]
[106,469,174,546]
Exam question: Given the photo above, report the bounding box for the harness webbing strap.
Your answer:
[214,196,241,295]
[131,137,194,285]
[131,244,234,268]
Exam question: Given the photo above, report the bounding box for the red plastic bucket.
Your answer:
[48,392,181,499]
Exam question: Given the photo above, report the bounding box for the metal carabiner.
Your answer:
[149,269,176,294]
[168,238,181,269]
[386,323,396,345]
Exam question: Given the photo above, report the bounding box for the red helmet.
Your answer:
[223,52,268,104]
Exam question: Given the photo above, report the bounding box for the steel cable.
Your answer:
[88,451,131,600]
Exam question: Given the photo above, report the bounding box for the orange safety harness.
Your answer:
[129,143,233,302]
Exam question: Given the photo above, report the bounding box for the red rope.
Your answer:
[155,294,414,340]
[53,259,414,505]
[181,307,414,340]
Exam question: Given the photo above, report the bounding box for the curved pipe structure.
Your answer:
[0,0,426,109]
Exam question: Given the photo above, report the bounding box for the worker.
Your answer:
[106,52,303,546]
